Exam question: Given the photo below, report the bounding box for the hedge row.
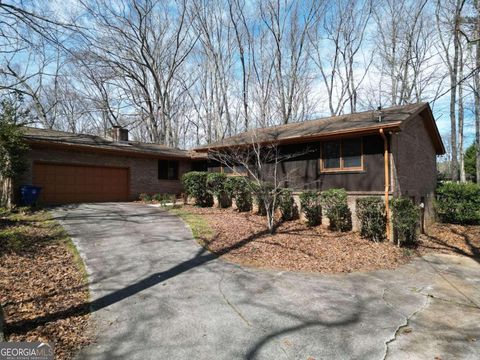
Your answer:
[299,189,352,231]
[435,182,480,225]
[181,172,297,218]
[181,172,423,246]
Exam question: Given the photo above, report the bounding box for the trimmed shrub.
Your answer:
[278,189,295,221]
[152,193,163,202]
[139,193,151,202]
[390,197,420,246]
[206,172,231,208]
[252,182,275,216]
[436,182,480,225]
[225,176,252,212]
[356,197,386,242]
[181,171,213,207]
[320,188,352,232]
[152,193,172,207]
[299,190,321,226]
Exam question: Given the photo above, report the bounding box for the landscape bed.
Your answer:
[0,208,91,360]
[171,205,480,273]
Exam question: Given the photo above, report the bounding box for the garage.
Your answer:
[33,162,129,204]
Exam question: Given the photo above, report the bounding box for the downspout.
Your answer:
[379,129,391,241]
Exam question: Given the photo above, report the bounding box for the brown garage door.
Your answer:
[33,163,129,204]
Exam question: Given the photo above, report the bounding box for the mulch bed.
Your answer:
[0,209,92,359]
[418,223,480,258]
[182,206,480,273]
[183,206,412,273]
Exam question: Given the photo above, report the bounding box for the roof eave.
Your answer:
[24,138,194,160]
[195,122,403,152]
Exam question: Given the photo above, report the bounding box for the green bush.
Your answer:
[152,193,172,207]
[252,182,275,216]
[181,171,213,207]
[225,176,252,212]
[299,190,321,226]
[436,182,480,225]
[206,172,227,196]
[356,197,386,242]
[139,193,151,202]
[390,197,420,246]
[278,189,295,221]
[320,188,352,232]
[152,193,163,202]
[206,172,231,208]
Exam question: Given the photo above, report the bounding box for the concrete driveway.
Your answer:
[53,203,480,360]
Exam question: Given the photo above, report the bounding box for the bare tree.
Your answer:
[310,0,372,116]
[373,0,440,108]
[436,0,467,182]
[80,0,198,146]
[260,0,317,124]
[209,132,311,233]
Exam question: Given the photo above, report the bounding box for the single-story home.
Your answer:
[15,102,444,230]
[195,102,445,230]
[18,126,207,204]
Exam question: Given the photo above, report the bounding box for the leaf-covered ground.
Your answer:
[0,208,92,359]
[176,206,413,273]
[418,223,480,258]
[174,206,480,273]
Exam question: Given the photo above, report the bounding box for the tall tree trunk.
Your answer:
[459,41,466,183]
[475,0,480,183]
[450,2,462,182]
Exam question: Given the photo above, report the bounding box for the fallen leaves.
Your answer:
[182,206,412,273]
[0,209,92,360]
[418,224,480,258]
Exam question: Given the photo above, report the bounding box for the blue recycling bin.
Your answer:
[20,185,42,206]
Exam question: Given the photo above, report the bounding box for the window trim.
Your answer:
[158,159,179,180]
[219,165,248,177]
[320,137,364,173]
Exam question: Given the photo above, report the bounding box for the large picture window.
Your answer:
[321,138,363,172]
[158,160,179,180]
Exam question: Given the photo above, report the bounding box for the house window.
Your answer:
[321,138,363,172]
[220,165,247,176]
[158,160,179,180]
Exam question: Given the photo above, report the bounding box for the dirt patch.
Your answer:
[0,209,92,359]
[418,223,480,259]
[181,206,412,273]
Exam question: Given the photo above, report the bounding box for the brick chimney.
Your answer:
[110,126,129,142]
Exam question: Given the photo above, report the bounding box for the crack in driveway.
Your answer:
[382,289,430,360]
[218,272,252,327]
[51,203,480,360]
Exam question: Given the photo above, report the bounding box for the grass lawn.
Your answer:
[168,206,214,247]
[0,207,91,359]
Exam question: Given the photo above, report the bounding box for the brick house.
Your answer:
[195,102,445,230]
[15,102,444,231]
[19,126,206,204]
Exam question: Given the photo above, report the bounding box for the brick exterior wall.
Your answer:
[391,114,437,200]
[18,146,191,201]
[391,114,438,229]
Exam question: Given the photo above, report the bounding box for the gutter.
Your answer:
[24,138,205,161]
[379,129,391,241]
[195,122,403,152]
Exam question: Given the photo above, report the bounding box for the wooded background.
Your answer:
[0,0,479,181]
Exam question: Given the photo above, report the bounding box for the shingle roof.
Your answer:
[22,127,206,159]
[195,102,444,154]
